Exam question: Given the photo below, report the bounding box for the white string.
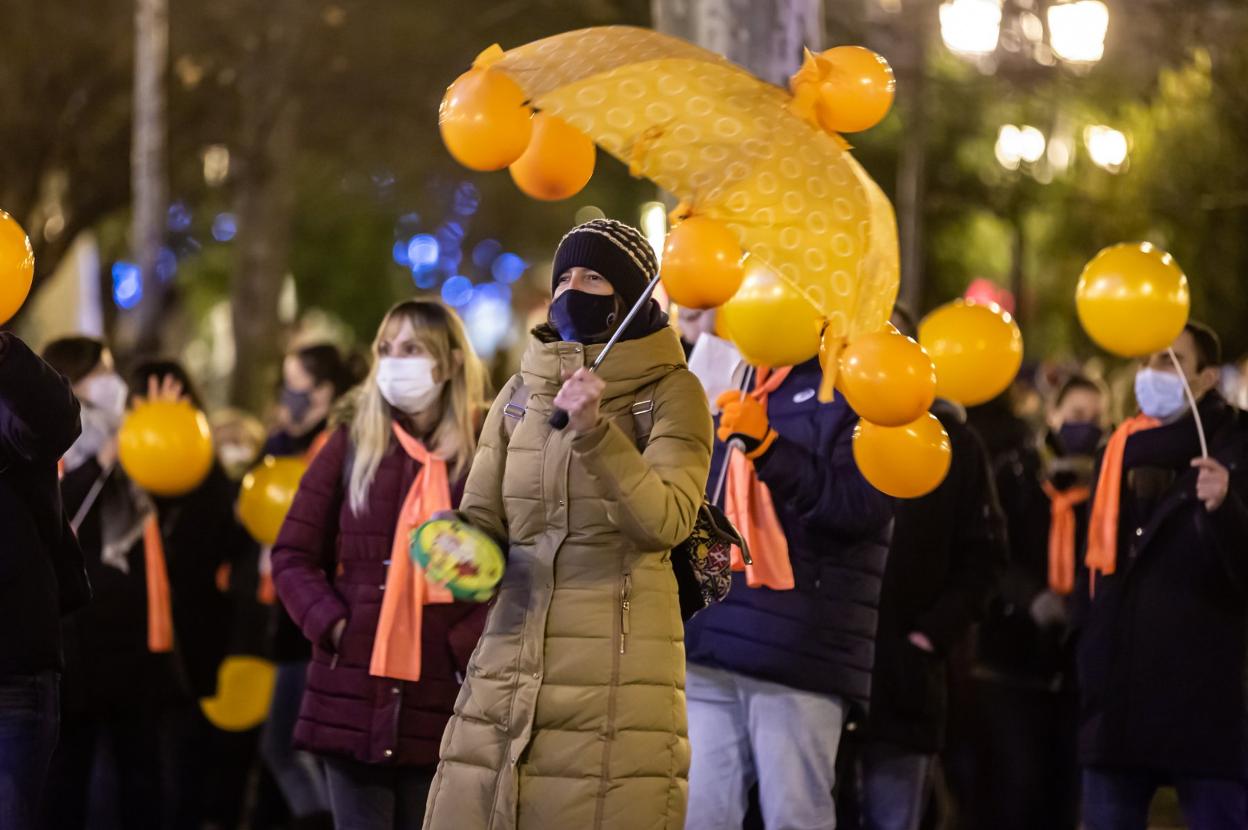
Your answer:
[1167,346,1209,459]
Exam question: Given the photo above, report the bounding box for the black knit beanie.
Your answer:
[550,218,658,310]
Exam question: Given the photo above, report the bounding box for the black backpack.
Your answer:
[500,376,743,620]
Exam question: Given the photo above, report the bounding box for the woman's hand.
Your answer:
[554,368,606,434]
[142,374,187,404]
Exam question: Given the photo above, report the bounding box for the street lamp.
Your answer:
[1083,125,1128,172]
[939,0,1003,57]
[995,124,1046,170]
[1047,1,1110,64]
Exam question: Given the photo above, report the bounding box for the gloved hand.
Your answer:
[715,392,777,459]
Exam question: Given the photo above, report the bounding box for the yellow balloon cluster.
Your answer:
[1076,242,1189,358]
[238,456,308,546]
[440,46,595,201]
[118,400,215,497]
[0,211,34,326]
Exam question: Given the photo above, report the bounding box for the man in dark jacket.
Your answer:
[684,357,893,830]
[1077,323,1248,829]
[858,389,1007,830]
[0,332,86,830]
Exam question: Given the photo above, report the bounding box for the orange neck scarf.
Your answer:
[1085,415,1161,588]
[725,367,795,591]
[1041,481,1091,596]
[143,514,174,653]
[369,423,454,682]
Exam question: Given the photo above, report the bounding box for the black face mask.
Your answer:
[1058,421,1103,456]
[548,290,620,344]
[281,387,314,424]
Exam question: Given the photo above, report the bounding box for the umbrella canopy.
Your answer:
[490,26,899,345]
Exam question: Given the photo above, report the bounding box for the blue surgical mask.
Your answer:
[1134,368,1188,420]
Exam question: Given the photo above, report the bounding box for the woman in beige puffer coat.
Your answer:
[424,219,712,830]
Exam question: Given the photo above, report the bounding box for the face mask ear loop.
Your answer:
[1167,346,1209,458]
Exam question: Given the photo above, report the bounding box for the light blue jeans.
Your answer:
[685,663,846,830]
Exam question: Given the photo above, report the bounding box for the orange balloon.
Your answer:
[439,67,532,171]
[509,113,596,201]
[661,217,745,310]
[118,400,215,497]
[0,211,34,325]
[839,330,937,427]
[815,46,896,134]
[237,456,308,546]
[853,412,952,499]
[919,300,1023,406]
[1076,242,1190,358]
[720,261,821,367]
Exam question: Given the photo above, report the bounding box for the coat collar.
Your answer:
[518,324,687,400]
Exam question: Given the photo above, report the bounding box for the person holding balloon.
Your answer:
[271,299,490,830]
[681,343,894,829]
[0,332,87,830]
[38,338,188,830]
[424,219,713,830]
[1074,322,1248,830]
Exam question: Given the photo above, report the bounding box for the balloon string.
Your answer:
[1167,346,1209,459]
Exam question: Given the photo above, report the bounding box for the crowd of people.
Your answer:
[2,217,1246,830]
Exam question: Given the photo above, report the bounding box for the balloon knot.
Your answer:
[628,125,665,178]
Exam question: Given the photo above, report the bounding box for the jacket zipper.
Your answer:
[619,572,632,655]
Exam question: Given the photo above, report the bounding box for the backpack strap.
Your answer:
[502,376,529,442]
[630,379,662,451]
[499,373,659,451]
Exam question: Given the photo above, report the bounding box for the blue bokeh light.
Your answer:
[412,269,438,290]
[212,213,237,242]
[472,239,502,269]
[155,248,177,282]
[453,182,481,216]
[407,234,440,267]
[492,253,527,284]
[392,239,411,266]
[442,275,475,307]
[438,247,463,272]
[436,222,465,247]
[167,201,192,232]
[476,281,511,304]
[112,262,142,310]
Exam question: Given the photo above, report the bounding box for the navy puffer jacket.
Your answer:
[685,359,893,717]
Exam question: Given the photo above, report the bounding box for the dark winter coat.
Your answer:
[1075,394,1248,780]
[867,400,1007,752]
[272,425,488,766]
[966,399,1058,685]
[0,333,86,676]
[684,359,894,717]
[262,423,326,664]
[59,459,243,710]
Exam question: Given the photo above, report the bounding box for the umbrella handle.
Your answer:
[549,273,665,432]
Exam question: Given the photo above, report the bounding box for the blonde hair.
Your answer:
[347,300,486,515]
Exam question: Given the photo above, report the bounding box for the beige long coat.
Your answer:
[423,325,712,830]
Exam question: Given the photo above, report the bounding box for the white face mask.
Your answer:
[80,373,129,425]
[1134,367,1189,420]
[376,356,445,415]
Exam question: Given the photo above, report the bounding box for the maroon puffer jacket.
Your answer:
[272,425,488,766]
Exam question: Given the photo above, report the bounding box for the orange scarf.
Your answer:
[1085,415,1161,588]
[369,424,454,682]
[1041,481,1091,596]
[725,367,795,590]
[143,515,174,653]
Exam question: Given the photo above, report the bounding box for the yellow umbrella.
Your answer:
[486,26,899,390]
